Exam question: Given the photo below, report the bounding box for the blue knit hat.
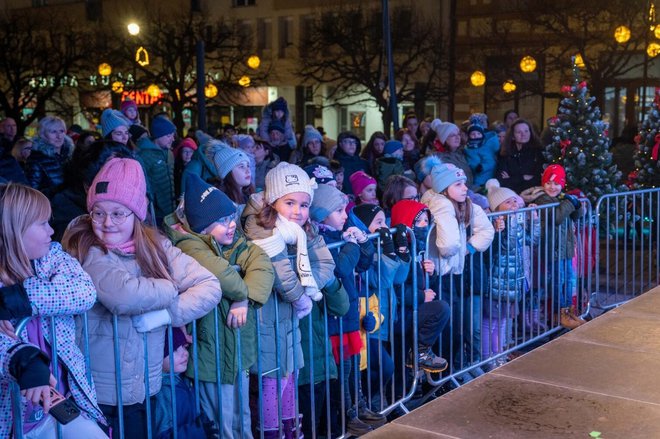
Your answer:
[430,163,467,193]
[268,120,285,134]
[151,117,176,139]
[310,184,347,222]
[101,109,130,137]
[383,140,403,156]
[184,173,236,233]
[270,97,288,113]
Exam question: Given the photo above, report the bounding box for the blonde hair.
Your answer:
[62,215,172,281]
[0,183,51,285]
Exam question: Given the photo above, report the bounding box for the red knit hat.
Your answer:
[349,170,376,196]
[87,158,148,221]
[173,137,198,160]
[391,199,429,228]
[542,164,566,188]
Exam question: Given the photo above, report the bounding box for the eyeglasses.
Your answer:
[90,210,134,225]
[216,212,238,227]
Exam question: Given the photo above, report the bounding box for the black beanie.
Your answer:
[184,173,236,233]
[352,204,383,230]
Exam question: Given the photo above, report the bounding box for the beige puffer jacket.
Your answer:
[81,239,221,406]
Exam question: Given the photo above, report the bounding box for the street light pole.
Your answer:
[382,0,398,134]
[127,23,140,93]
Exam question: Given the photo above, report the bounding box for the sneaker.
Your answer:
[406,346,448,373]
[346,416,373,437]
[357,407,387,428]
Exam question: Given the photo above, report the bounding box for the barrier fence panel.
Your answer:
[10,200,605,438]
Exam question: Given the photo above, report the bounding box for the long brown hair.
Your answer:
[257,201,314,238]
[0,183,51,285]
[219,172,255,205]
[500,119,541,157]
[62,215,172,281]
[441,191,472,227]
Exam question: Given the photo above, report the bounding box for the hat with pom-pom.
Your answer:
[430,163,466,193]
[414,155,443,183]
[391,199,429,229]
[485,178,518,211]
[542,164,566,189]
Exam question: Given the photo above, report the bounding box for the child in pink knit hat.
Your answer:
[62,158,221,438]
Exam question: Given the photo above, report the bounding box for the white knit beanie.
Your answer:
[485,178,518,211]
[209,143,250,179]
[265,162,317,205]
[436,122,460,144]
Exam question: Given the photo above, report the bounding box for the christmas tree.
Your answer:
[544,64,624,205]
[630,90,660,189]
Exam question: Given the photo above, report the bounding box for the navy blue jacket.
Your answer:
[321,229,375,336]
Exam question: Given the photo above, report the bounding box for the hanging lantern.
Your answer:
[127,22,140,36]
[98,63,112,77]
[111,81,124,93]
[205,83,218,98]
[574,54,585,68]
[136,47,149,67]
[519,56,536,73]
[247,55,261,70]
[614,25,631,43]
[238,75,251,87]
[470,70,486,87]
[147,84,161,98]
[502,80,516,93]
[648,42,660,57]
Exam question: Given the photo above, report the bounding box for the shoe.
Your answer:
[358,407,387,428]
[560,307,582,330]
[346,416,373,437]
[570,306,587,326]
[406,345,448,373]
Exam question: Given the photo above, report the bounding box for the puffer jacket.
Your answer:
[254,157,279,193]
[163,214,273,384]
[257,97,297,150]
[241,193,337,378]
[375,157,404,194]
[137,137,175,221]
[496,145,544,194]
[0,243,104,438]
[81,238,221,406]
[521,186,582,260]
[489,212,541,301]
[420,191,495,275]
[25,136,74,199]
[463,131,500,187]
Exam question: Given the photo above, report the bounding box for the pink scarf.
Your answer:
[106,239,136,254]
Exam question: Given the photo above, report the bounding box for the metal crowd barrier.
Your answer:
[9,196,616,438]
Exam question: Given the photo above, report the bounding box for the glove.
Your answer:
[304,286,323,302]
[292,293,313,319]
[393,224,410,262]
[131,309,172,333]
[362,312,376,332]
[0,283,32,320]
[564,193,581,210]
[377,227,396,257]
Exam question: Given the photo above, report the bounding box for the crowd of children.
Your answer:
[0,101,590,438]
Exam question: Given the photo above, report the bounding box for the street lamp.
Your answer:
[614,25,631,43]
[247,55,261,70]
[127,22,140,36]
[503,79,516,93]
[128,22,141,92]
[470,70,486,87]
[519,56,537,73]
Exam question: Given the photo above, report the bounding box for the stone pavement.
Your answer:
[367,285,660,438]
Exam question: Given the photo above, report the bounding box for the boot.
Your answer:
[560,307,581,330]
[261,428,285,439]
[346,416,373,437]
[406,345,448,373]
[283,415,304,439]
[357,406,387,428]
[531,308,548,332]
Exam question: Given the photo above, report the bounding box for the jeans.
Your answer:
[100,397,156,439]
[551,259,575,309]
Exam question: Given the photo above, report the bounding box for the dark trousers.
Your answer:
[100,397,157,439]
[298,381,326,438]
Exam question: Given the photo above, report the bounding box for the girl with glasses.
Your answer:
[63,158,221,438]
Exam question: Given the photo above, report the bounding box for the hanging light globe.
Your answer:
[98,63,112,77]
[519,56,536,73]
[614,25,631,43]
[648,42,660,57]
[205,83,218,98]
[470,70,486,87]
[247,55,261,70]
[502,80,517,93]
[111,81,124,93]
[238,76,251,87]
[147,84,161,98]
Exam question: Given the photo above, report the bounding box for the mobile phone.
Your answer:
[41,387,80,425]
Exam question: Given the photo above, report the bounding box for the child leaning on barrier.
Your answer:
[310,184,379,437]
[420,163,495,376]
[520,164,585,330]
[240,162,338,438]
[390,199,450,374]
[62,158,221,439]
[0,183,107,438]
[163,173,273,438]
[154,327,216,439]
[483,179,540,365]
